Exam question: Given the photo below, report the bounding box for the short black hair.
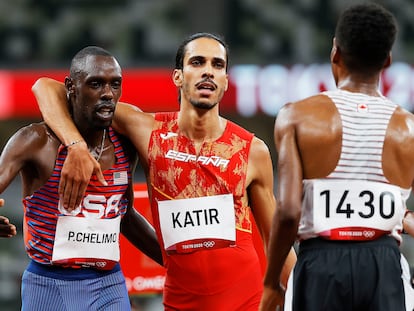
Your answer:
[335,3,397,73]
[70,46,114,79]
[175,32,229,71]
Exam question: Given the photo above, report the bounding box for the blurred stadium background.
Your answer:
[1,0,414,310]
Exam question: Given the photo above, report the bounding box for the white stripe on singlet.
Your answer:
[324,89,397,183]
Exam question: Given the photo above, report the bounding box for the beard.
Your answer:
[189,99,218,110]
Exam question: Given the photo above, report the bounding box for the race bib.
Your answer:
[313,180,404,240]
[52,216,121,270]
[158,194,236,253]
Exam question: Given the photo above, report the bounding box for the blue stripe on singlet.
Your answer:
[26,260,121,280]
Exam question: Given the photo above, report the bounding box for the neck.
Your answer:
[336,74,381,96]
[178,109,224,143]
[82,128,107,162]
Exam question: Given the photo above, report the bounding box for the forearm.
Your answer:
[263,210,298,290]
[32,77,83,145]
[121,208,163,266]
[32,77,101,210]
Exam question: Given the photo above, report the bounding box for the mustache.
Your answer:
[195,78,217,89]
[96,101,115,110]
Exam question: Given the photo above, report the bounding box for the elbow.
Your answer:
[32,77,49,94]
[276,200,301,227]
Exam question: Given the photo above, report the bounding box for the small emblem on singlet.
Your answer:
[160,132,178,140]
[357,103,369,113]
[113,171,128,185]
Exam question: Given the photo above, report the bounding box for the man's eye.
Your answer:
[112,82,121,89]
[90,81,101,88]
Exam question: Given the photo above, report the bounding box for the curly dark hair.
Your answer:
[335,3,397,74]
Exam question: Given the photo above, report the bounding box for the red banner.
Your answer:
[7,63,409,119]
[0,69,237,119]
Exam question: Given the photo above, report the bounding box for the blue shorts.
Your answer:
[21,261,131,311]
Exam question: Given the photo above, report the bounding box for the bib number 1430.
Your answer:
[312,180,403,231]
[320,189,395,219]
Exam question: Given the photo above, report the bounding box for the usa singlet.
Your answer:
[148,112,263,310]
[23,127,131,270]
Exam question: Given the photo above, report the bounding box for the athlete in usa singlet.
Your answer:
[23,127,131,270]
[148,112,262,311]
[21,127,133,311]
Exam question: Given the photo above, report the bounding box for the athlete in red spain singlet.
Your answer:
[149,112,263,310]
[32,33,297,310]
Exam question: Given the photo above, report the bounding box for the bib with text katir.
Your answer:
[313,180,404,240]
[52,216,120,270]
[158,194,236,253]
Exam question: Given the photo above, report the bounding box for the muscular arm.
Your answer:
[260,104,302,311]
[32,78,105,210]
[120,189,163,266]
[32,78,154,210]
[0,125,49,237]
[247,137,276,248]
[120,140,162,265]
[247,137,296,291]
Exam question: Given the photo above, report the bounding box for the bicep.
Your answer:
[274,110,303,214]
[247,138,275,246]
[0,130,34,192]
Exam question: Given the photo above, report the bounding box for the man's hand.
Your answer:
[0,199,17,238]
[259,284,286,311]
[403,210,414,237]
[59,142,106,211]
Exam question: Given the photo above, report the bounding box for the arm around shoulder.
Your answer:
[32,77,83,146]
[32,77,104,210]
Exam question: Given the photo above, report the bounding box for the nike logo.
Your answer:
[160,132,178,140]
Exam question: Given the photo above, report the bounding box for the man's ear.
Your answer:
[383,53,392,69]
[331,38,340,64]
[172,69,183,87]
[64,76,74,94]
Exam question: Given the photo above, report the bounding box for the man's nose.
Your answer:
[101,84,114,98]
[202,63,214,78]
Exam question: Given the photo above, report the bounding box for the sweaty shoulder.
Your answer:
[247,136,273,185]
[275,94,342,179]
[276,94,336,129]
[249,136,270,160]
[383,106,414,187]
[14,122,57,149]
